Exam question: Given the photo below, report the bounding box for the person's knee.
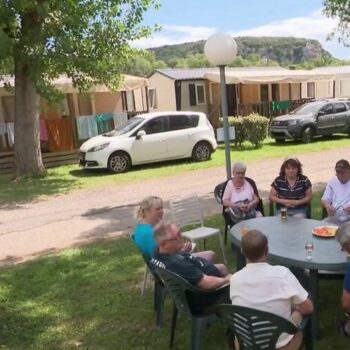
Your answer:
[193,250,216,263]
[215,263,229,276]
[205,250,216,263]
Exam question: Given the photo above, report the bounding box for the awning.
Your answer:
[0,74,149,92]
[53,74,149,92]
[204,69,336,84]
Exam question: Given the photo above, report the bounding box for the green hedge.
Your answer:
[220,113,269,148]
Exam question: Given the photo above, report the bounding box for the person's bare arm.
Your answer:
[293,298,313,315]
[197,273,231,291]
[297,187,312,206]
[321,198,335,216]
[269,187,289,206]
[342,289,350,310]
[223,198,240,208]
[249,193,260,209]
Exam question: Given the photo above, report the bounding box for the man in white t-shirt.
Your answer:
[230,230,313,350]
[322,159,350,225]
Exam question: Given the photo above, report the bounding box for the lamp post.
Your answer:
[204,33,237,179]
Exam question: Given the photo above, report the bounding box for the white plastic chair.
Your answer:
[169,195,226,263]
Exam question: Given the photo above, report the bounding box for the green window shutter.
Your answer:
[189,84,196,106]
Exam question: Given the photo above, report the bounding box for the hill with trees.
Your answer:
[149,36,333,66]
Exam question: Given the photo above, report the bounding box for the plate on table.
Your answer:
[312,226,338,238]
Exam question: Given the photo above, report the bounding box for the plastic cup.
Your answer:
[281,207,287,220]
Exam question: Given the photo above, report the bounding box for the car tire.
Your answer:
[301,127,314,143]
[108,152,131,173]
[192,142,212,162]
[274,138,285,144]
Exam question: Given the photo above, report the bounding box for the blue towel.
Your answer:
[112,113,128,129]
[76,115,98,140]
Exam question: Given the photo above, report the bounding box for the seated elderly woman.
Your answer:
[222,162,263,221]
[269,157,312,218]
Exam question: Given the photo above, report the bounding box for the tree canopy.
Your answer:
[0,0,158,177]
[324,0,350,46]
[0,0,158,99]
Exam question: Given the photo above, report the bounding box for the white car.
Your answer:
[79,111,217,173]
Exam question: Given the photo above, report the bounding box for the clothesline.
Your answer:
[0,112,129,152]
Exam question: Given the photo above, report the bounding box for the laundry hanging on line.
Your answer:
[6,123,14,146]
[76,115,99,140]
[112,113,128,129]
[95,113,115,134]
[39,119,48,141]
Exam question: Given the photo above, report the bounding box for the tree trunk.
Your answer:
[14,66,45,178]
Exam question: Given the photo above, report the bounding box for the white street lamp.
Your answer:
[204,33,237,179]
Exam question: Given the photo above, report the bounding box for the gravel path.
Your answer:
[1,146,349,265]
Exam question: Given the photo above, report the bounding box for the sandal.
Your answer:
[336,319,350,337]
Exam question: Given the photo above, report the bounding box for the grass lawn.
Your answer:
[1,135,350,205]
[0,195,348,349]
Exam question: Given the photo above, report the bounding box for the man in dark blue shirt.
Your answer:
[335,222,350,337]
[151,222,231,313]
[151,222,230,290]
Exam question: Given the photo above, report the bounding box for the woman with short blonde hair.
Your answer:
[132,196,164,258]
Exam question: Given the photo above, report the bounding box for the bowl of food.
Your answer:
[312,226,338,238]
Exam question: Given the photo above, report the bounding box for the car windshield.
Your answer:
[290,102,324,115]
[104,117,144,136]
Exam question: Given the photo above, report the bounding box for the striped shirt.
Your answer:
[271,175,312,209]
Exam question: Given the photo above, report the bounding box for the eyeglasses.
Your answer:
[162,230,182,242]
[162,236,180,242]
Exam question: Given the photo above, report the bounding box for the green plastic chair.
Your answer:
[154,265,229,350]
[130,235,167,328]
[215,304,312,350]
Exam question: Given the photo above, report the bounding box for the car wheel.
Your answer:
[108,152,131,173]
[192,142,212,161]
[301,127,314,143]
[274,138,285,144]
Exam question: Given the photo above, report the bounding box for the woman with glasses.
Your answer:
[269,157,312,218]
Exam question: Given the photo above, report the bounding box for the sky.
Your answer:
[134,0,350,59]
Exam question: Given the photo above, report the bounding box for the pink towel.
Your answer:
[40,119,48,141]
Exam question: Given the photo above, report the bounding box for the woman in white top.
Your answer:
[222,162,263,219]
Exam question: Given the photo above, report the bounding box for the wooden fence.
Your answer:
[0,150,79,175]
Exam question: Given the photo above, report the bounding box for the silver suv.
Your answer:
[270,99,350,143]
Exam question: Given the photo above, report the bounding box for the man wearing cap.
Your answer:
[322,159,350,224]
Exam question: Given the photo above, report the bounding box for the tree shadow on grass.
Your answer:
[0,175,81,209]
[68,157,197,178]
[266,134,348,147]
[0,229,347,349]
[0,239,183,350]
[78,193,221,242]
